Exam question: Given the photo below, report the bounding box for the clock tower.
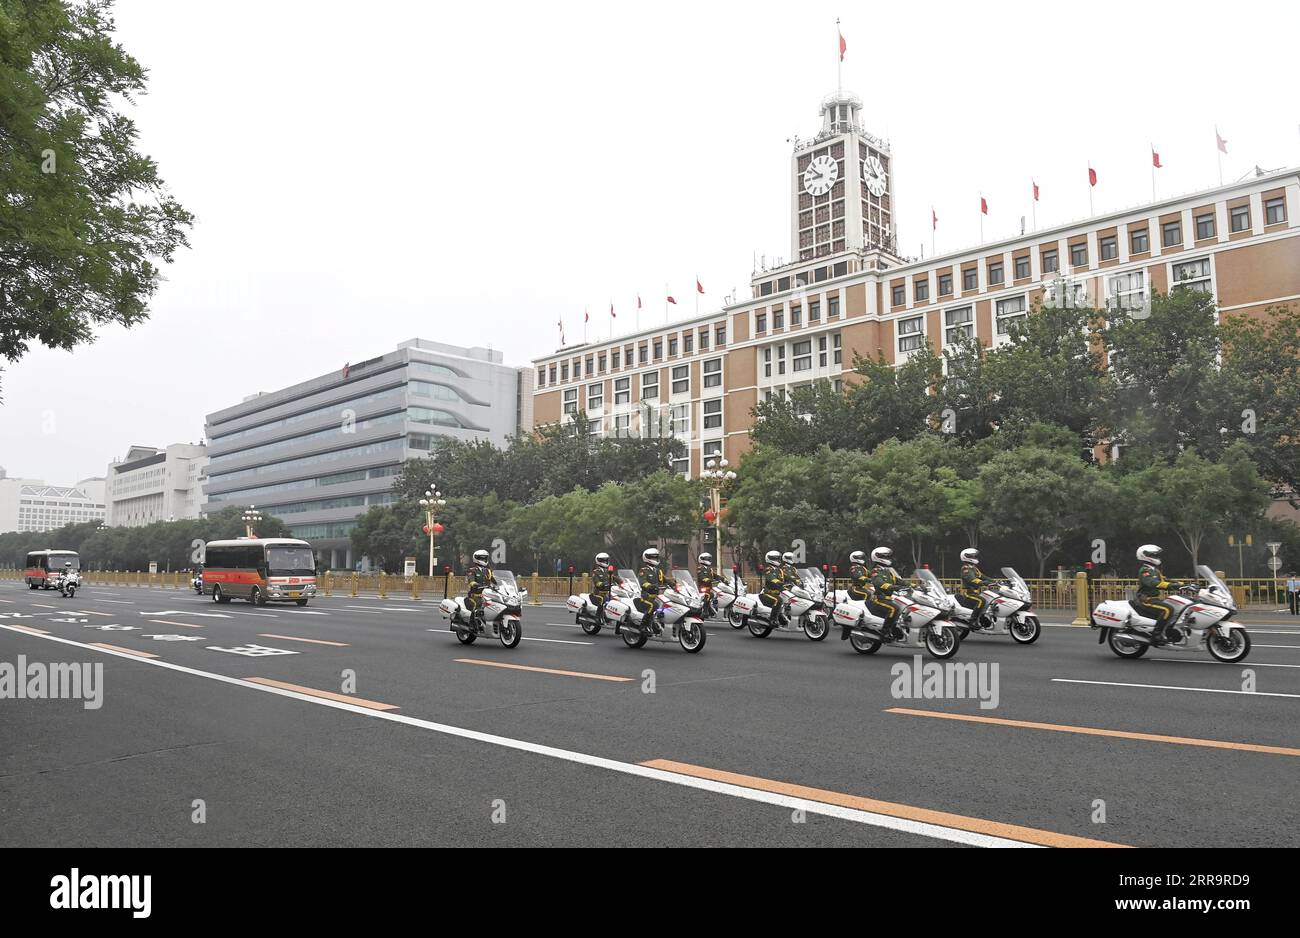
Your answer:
[791,92,899,264]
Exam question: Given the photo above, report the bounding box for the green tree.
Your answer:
[349,506,419,573]
[0,0,193,396]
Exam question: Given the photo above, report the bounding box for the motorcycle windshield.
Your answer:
[617,570,640,593]
[1196,565,1236,609]
[1001,567,1031,597]
[672,569,697,592]
[797,567,825,590]
[915,568,949,598]
[492,570,518,595]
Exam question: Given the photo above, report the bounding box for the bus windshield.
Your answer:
[266,546,315,577]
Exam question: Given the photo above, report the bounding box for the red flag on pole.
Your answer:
[636,295,642,309]
[1216,129,1228,154]
[1032,180,1040,201]
[696,278,705,294]
[610,302,616,319]
[584,309,589,323]
[1151,148,1163,169]
[931,208,938,230]
[1088,165,1097,187]
[666,295,677,305]
[980,196,988,215]
[838,28,846,61]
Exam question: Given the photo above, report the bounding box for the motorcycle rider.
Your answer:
[696,552,717,618]
[756,550,787,622]
[869,547,905,641]
[957,548,992,629]
[636,547,671,633]
[466,549,497,629]
[590,552,614,623]
[841,550,871,640]
[779,551,800,624]
[1135,544,1183,641]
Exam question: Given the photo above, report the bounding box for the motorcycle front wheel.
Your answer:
[728,608,745,630]
[925,625,960,660]
[1206,628,1250,663]
[498,618,522,649]
[678,621,707,653]
[803,613,829,641]
[1010,615,1041,645]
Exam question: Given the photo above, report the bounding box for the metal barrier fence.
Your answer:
[0,568,1285,609]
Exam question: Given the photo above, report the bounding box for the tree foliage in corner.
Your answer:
[0,0,192,394]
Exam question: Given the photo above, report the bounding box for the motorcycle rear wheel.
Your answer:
[580,617,601,636]
[849,632,882,655]
[748,618,773,638]
[1106,629,1148,659]
[622,628,648,649]
[455,627,477,645]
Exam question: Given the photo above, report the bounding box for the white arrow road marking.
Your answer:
[142,634,206,642]
[276,609,329,616]
[205,644,299,656]
[84,624,139,631]
[138,610,231,618]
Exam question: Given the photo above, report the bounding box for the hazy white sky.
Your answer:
[3,0,1298,482]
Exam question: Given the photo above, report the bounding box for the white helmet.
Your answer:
[850,550,867,566]
[960,548,980,564]
[782,551,795,564]
[871,547,894,567]
[473,549,490,566]
[698,553,712,564]
[1137,544,1162,567]
[595,552,610,566]
[642,548,660,566]
[765,550,782,566]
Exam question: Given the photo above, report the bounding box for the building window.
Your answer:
[832,333,842,365]
[988,261,1004,285]
[914,279,930,301]
[1230,204,1250,233]
[763,347,772,378]
[560,362,569,381]
[703,357,722,388]
[1014,256,1030,280]
[1099,236,1118,261]
[996,295,1028,334]
[671,365,689,395]
[562,388,578,416]
[1265,196,1286,225]
[699,330,710,350]
[668,337,678,357]
[715,325,726,347]
[1107,270,1147,312]
[670,403,689,437]
[962,268,978,291]
[598,354,607,373]
[702,439,723,460]
[1162,220,1181,247]
[1171,257,1211,293]
[828,296,840,318]
[683,333,693,354]
[809,300,821,322]
[818,336,829,367]
[611,350,620,369]
[653,340,663,360]
[773,308,785,329]
[702,399,722,430]
[790,305,802,326]
[938,272,953,295]
[793,340,813,372]
[536,368,545,386]
[587,382,603,410]
[891,284,905,306]
[588,418,602,437]
[1042,249,1058,273]
[898,316,925,353]
[585,356,594,376]
[638,345,648,364]
[614,413,631,435]
[776,345,786,375]
[1070,243,1087,267]
[614,377,630,405]
[945,306,974,344]
[1196,213,1216,240]
[641,370,659,401]
[755,312,767,334]
[1131,227,1149,254]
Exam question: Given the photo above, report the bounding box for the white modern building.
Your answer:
[203,339,532,570]
[0,467,106,534]
[104,443,209,527]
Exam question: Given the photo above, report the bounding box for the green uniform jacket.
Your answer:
[1137,564,1173,600]
[762,565,787,598]
[696,565,716,589]
[639,564,669,600]
[591,565,612,593]
[468,564,497,596]
[960,563,988,598]
[848,563,871,600]
[870,565,902,597]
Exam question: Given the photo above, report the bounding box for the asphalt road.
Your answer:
[2,580,1298,847]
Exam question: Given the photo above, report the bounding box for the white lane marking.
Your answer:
[138,610,233,618]
[427,630,592,646]
[217,610,280,618]
[30,603,59,609]
[1143,657,1300,669]
[99,599,136,605]
[1250,644,1300,650]
[0,624,1029,848]
[277,609,330,616]
[1053,678,1300,699]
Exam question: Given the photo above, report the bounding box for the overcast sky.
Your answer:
[3,0,1298,483]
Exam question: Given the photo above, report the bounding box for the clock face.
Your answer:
[802,155,839,196]
[863,155,888,197]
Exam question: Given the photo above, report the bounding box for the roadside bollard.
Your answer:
[350,573,358,598]
[529,572,541,606]
[1072,571,1090,626]
[379,573,387,599]
[411,575,419,601]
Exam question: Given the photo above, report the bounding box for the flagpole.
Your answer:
[1216,127,1223,186]
[1031,183,1037,232]
[1151,146,1157,203]
[1088,164,1094,216]
[836,18,842,95]
[979,194,984,243]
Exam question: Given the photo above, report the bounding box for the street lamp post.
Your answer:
[701,458,737,571]
[418,488,447,577]
[242,507,262,539]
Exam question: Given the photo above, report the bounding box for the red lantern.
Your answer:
[422,524,431,535]
[431,522,444,535]
[703,509,717,524]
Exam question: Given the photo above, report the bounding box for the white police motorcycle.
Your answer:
[920,568,1042,644]
[712,574,749,629]
[1090,565,1250,662]
[439,569,524,649]
[830,578,961,660]
[602,570,707,653]
[51,562,81,599]
[730,567,831,640]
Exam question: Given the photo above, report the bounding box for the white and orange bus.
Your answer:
[202,538,318,606]
[25,549,81,590]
